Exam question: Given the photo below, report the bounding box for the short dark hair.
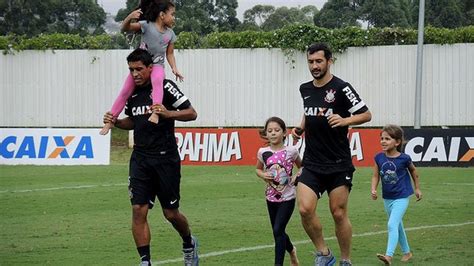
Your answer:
[307,43,332,60]
[126,48,153,66]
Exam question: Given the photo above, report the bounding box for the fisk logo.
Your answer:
[0,135,93,159]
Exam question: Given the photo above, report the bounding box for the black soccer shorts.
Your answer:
[296,167,353,198]
[128,150,181,209]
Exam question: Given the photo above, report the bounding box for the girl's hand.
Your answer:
[261,172,274,184]
[371,190,378,200]
[172,69,184,82]
[415,189,422,201]
[128,9,142,20]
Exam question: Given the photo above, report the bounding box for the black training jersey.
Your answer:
[299,75,368,174]
[124,79,191,156]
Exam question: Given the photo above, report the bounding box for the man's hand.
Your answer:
[327,114,348,128]
[291,127,304,139]
[291,127,304,145]
[150,104,170,119]
[103,111,116,125]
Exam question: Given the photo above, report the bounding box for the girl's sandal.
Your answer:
[377,253,392,265]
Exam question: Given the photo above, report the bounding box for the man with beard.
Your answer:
[292,43,371,266]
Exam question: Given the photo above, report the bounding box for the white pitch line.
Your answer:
[442,183,474,186]
[3,181,472,194]
[0,183,127,193]
[155,221,474,265]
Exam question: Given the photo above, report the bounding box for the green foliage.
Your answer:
[0,0,106,36]
[1,25,473,53]
[174,32,201,49]
[314,0,360,28]
[193,24,473,53]
[0,33,121,53]
[201,31,275,49]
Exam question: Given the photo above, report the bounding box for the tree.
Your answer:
[262,6,314,31]
[412,0,468,28]
[241,5,318,31]
[0,0,106,36]
[314,0,361,28]
[301,5,319,21]
[174,0,215,35]
[208,0,240,32]
[359,0,412,28]
[243,5,275,25]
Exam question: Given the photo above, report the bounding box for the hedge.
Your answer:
[1,24,473,54]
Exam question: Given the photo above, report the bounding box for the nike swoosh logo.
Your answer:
[170,199,177,204]
[304,96,311,100]
[131,94,138,98]
[345,176,351,180]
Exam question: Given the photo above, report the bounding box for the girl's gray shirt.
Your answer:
[139,21,177,66]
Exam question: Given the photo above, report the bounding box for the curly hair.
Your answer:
[138,0,175,22]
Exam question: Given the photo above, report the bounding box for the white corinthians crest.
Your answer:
[324,89,336,103]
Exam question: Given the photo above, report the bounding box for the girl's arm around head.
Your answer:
[408,162,423,201]
[371,163,380,200]
[121,9,142,32]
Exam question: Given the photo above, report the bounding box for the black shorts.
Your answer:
[296,167,353,199]
[128,150,181,209]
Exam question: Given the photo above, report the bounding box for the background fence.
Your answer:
[1,44,473,128]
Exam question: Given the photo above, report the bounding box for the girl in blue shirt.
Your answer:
[371,125,422,265]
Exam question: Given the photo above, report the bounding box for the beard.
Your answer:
[312,68,327,80]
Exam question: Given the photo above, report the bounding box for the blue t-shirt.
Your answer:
[374,152,414,199]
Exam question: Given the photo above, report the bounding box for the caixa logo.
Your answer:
[0,135,93,159]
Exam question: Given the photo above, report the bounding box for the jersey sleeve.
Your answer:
[124,101,131,116]
[339,83,368,114]
[163,79,191,110]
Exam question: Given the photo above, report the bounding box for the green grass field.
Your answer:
[1,135,473,265]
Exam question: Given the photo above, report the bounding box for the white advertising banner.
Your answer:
[0,128,110,165]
